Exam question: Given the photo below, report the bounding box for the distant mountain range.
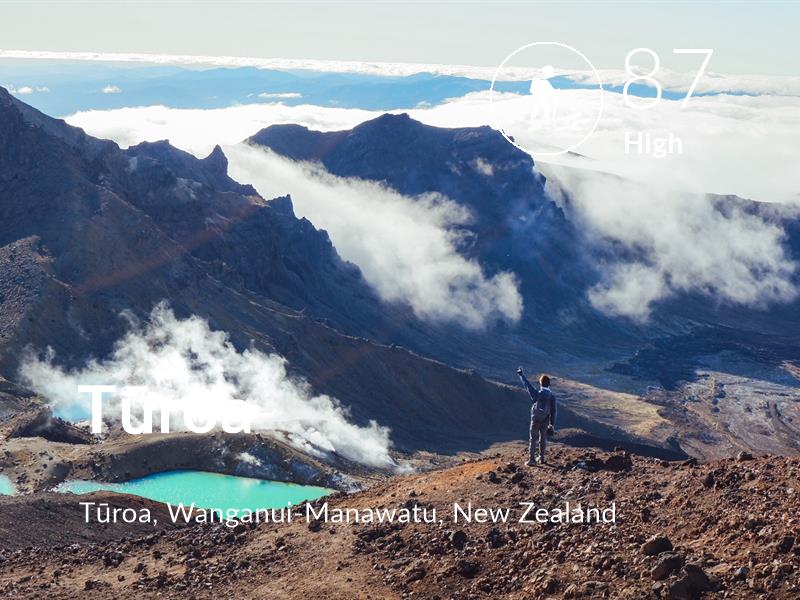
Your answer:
[0,61,679,118]
[1,63,496,115]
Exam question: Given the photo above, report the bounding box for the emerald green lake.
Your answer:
[55,470,332,511]
[0,474,15,495]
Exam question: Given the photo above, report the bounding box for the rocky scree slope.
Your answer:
[0,445,797,598]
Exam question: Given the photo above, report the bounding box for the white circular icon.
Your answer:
[490,42,604,157]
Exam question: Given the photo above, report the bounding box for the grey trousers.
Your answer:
[529,419,548,462]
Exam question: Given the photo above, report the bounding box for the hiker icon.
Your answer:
[529,65,559,127]
[491,42,603,156]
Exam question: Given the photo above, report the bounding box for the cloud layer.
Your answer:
[226,144,522,327]
[20,303,394,468]
[67,102,375,156]
[66,90,800,204]
[64,88,800,320]
[545,167,798,319]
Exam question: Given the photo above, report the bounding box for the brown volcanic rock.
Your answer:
[6,406,94,444]
[0,445,798,598]
[642,534,674,556]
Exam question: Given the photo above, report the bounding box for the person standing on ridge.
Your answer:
[517,367,556,466]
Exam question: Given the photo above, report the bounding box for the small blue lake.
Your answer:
[55,470,332,511]
[0,474,16,495]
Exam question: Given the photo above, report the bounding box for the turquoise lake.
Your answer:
[0,474,16,495]
[55,470,332,511]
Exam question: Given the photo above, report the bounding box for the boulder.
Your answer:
[667,577,693,600]
[651,553,684,580]
[642,535,673,556]
[448,529,468,550]
[683,563,712,592]
[455,559,480,578]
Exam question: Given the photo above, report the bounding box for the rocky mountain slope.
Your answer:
[0,84,390,365]
[249,116,800,370]
[1,443,797,599]
[249,115,636,367]
[0,86,547,455]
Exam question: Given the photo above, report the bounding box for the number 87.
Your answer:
[623,48,713,109]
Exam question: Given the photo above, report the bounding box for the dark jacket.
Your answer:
[519,373,556,426]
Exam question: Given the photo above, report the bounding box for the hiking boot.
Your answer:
[536,456,545,465]
[526,459,535,467]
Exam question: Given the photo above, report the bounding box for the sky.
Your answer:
[0,1,798,75]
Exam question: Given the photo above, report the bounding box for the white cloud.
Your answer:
[226,144,522,327]
[0,48,504,79]
[66,102,376,156]
[471,157,493,177]
[237,452,263,467]
[544,167,798,320]
[102,84,122,94]
[6,84,49,95]
[510,87,800,319]
[20,303,395,468]
[258,91,301,99]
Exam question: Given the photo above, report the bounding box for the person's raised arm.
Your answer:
[517,367,537,399]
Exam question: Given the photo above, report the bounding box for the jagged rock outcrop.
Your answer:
[249,115,800,374]
[6,406,94,444]
[248,115,642,371]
